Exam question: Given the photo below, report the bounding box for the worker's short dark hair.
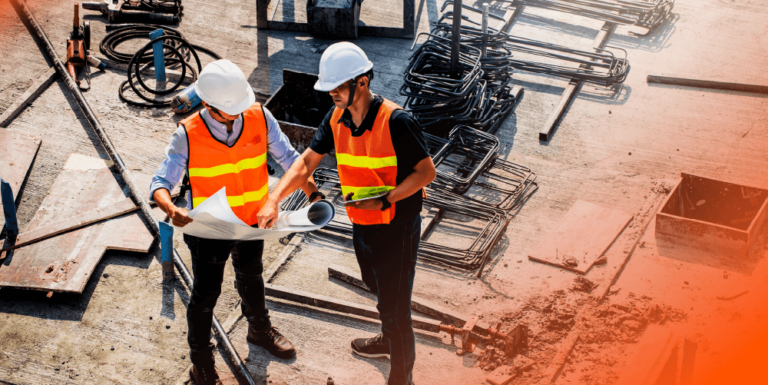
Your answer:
[357,70,374,87]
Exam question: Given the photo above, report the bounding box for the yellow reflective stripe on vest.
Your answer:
[341,185,396,200]
[188,153,267,178]
[192,184,269,208]
[336,153,397,169]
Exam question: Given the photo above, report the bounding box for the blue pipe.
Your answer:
[149,28,167,83]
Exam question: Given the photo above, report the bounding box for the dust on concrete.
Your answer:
[473,277,687,385]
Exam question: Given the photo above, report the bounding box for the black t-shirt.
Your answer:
[309,95,430,223]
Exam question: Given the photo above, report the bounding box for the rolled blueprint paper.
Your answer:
[275,199,335,229]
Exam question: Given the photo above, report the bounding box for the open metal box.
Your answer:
[656,173,768,258]
[264,69,334,150]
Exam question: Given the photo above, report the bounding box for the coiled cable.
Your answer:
[100,25,221,108]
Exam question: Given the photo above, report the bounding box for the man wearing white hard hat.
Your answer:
[150,59,321,385]
[257,42,436,385]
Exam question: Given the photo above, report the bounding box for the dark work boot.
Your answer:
[246,325,296,359]
[189,362,223,385]
[351,334,390,359]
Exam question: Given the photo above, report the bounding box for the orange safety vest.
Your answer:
[183,104,269,226]
[331,99,400,225]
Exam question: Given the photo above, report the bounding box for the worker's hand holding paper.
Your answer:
[177,187,335,240]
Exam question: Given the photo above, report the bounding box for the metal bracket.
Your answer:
[440,315,480,355]
[487,322,527,357]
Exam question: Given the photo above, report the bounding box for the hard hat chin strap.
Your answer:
[346,78,357,111]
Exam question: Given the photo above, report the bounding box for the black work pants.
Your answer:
[352,213,421,385]
[183,234,271,366]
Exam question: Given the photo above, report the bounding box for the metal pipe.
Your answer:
[450,0,462,78]
[9,0,257,383]
[481,3,489,58]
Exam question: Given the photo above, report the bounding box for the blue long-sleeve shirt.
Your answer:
[149,106,300,209]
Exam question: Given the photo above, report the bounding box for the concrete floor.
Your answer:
[0,0,767,384]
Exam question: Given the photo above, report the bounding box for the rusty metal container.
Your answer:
[656,173,768,259]
[265,69,334,150]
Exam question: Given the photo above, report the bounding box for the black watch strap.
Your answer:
[379,194,392,211]
[309,191,326,202]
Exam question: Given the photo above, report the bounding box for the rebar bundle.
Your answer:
[430,125,500,194]
[431,20,630,87]
[280,126,538,274]
[402,33,522,134]
[280,168,511,273]
[506,0,674,35]
[425,130,538,212]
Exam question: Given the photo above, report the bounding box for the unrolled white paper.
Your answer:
[177,187,335,240]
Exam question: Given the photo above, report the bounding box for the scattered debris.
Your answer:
[571,277,597,294]
[514,355,536,372]
[478,345,509,371]
[594,255,608,266]
[563,256,579,268]
[490,282,687,385]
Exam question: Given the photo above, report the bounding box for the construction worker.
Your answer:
[257,42,436,385]
[150,60,321,385]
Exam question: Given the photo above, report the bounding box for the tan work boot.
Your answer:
[246,326,296,359]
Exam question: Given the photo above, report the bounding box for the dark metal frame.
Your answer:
[256,0,416,39]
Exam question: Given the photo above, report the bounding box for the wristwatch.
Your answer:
[379,193,392,211]
[309,191,326,202]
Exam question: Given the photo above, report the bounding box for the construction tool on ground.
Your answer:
[82,0,182,24]
[9,0,256,382]
[66,3,89,89]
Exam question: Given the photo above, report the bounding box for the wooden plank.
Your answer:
[539,79,580,142]
[1,198,136,252]
[327,264,493,333]
[264,233,305,283]
[543,328,581,383]
[264,283,443,333]
[647,75,768,95]
[528,200,633,274]
[539,22,617,142]
[502,2,525,33]
[0,154,162,293]
[1,183,182,253]
[0,129,41,198]
[0,67,58,128]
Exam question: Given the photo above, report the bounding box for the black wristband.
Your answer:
[379,193,392,211]
[309,191,325,202]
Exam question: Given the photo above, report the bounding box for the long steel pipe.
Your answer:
[9,0,257,383]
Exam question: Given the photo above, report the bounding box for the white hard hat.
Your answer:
[195,59,255,116]
[314,42,374,92]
